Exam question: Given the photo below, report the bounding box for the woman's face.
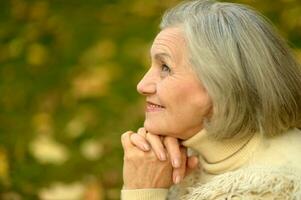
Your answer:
[137,27,212,140]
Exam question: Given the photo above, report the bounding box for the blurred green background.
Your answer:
[0,0,300,199]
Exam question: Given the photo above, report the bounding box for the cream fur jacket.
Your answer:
[121,128,301,200]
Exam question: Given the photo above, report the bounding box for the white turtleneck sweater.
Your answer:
[121,128,301,199]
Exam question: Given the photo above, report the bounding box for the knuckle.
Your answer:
[146,151,159,161]
[146,133,159,143]
[163,136,175,146]
[163,136,171,142]
[137,127,145,133]
[131,134,144,144]
[124,149,145,161]
[163,137,170,146]
[121,131,133,141]
[164,136,173,142]
[137,128,147,138]
[145,132,152,140]
[129,133,136,141]
[145,136,154,145]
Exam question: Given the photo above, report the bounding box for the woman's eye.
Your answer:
[161,64,171,74]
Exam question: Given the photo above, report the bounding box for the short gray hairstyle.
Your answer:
[160,0,301,139]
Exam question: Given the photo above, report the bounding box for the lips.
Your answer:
[147,101,165,108]
[146,101,165,112]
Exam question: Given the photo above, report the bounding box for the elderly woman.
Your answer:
[121,0,301,199]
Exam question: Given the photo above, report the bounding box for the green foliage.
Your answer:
[0,0,300,199]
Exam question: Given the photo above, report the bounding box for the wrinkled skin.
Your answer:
[122,27,211,189]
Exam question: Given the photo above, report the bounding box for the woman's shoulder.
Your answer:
[168,129,301,199]
[178,165,301,200]
[249,128,301,171]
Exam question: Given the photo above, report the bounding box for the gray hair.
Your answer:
[160,0,301,139]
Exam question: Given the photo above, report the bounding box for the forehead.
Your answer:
[150,27,186,58]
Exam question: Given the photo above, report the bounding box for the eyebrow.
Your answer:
[152,52,172,61]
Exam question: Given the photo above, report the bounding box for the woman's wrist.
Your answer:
[121,188,168,200]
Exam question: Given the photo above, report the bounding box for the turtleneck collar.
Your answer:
[182,129,261,175]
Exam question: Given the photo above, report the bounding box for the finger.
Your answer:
[186,156,199,176]
[121,131,134,153]
[130,133,151,151]
[188,156,199,169]
[172,147,187,184]
[137,127,147,138]
[163,137,182,168]
[145,133,167,161]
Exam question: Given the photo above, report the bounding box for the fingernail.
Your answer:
[159,152,166,161]
[172,158,181,168]
[174,175,181,184]
[142,143,150,151]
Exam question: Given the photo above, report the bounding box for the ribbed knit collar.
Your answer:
[182,129,261,175]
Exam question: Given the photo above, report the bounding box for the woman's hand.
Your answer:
[122,131,173,189]
[129,128,199,184]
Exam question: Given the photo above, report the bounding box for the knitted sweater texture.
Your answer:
[121,128,301,199]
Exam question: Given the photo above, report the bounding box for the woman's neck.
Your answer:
[182,129,261,174]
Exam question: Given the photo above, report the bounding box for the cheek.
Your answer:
[170,83,209,108]
[194,90,212,114]
[177,84,212,121]
[160,81,190,104]
[165,83,211,120]
[150,79,212,138]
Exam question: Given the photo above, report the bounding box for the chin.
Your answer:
[143,121,181,138]
[144,121,168,136]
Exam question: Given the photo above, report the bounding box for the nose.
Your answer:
[137,69,156,96]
